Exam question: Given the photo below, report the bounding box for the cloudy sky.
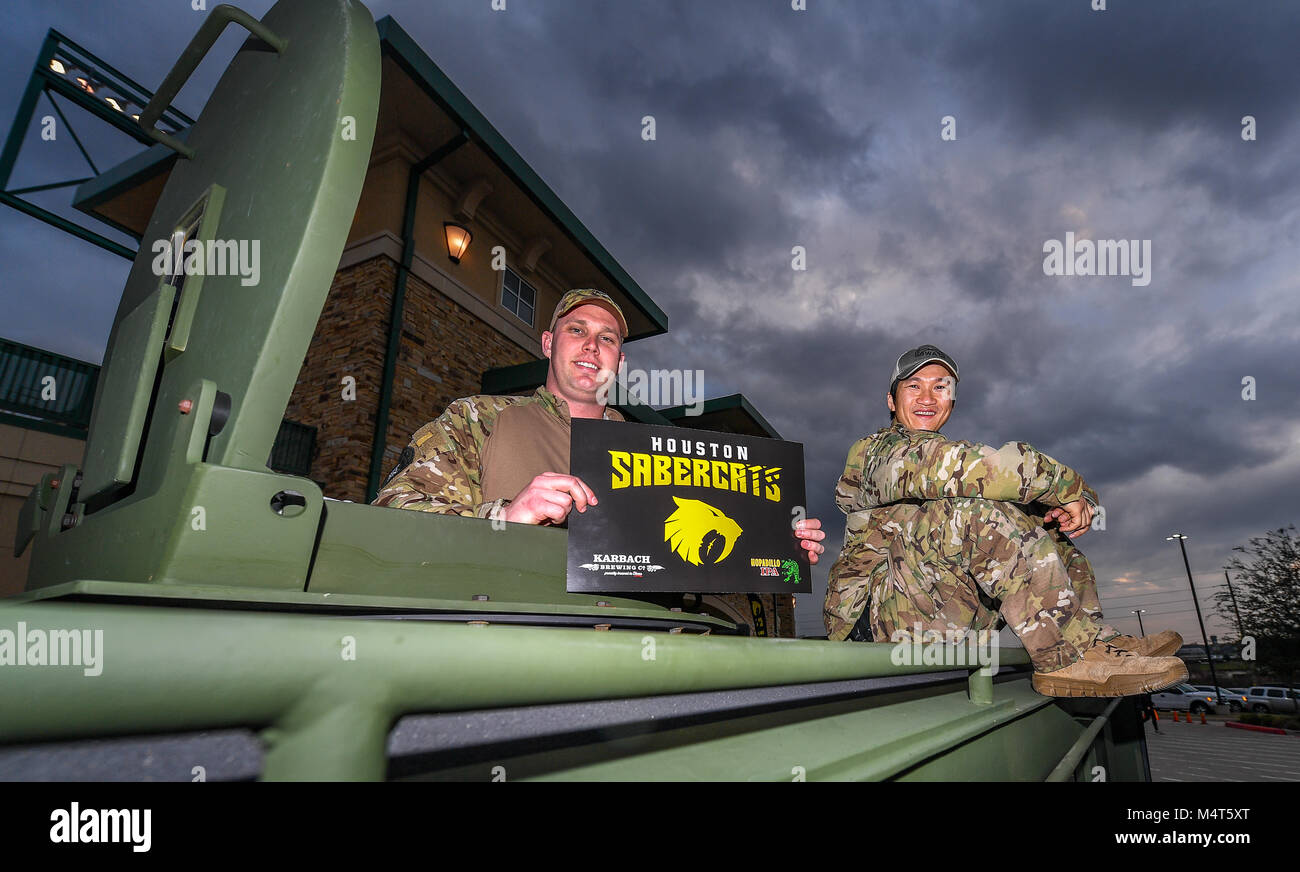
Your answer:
[2,0,1297,641]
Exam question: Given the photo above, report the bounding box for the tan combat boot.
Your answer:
[1108,630,1184,658]
[1031,640,1187,698]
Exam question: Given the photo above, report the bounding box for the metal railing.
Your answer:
[0,28,196,259]
[2,338,316,477]
[0,337,98,436]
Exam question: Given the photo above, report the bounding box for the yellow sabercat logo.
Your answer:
[664,497,743,566]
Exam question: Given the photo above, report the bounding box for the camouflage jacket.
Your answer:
[371,387,623,520]
[823,422,1098,640]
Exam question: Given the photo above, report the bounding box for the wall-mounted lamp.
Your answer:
[444,222,472,264]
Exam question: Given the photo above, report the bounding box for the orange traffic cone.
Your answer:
[1172,711,1180,722]
[1200,711,1207,725]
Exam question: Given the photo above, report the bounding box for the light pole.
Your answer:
[1131,608,1147,636]
[1167,533,1220,694]
[1223,570,1245,640]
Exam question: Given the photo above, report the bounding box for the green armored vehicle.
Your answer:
[1,0,1148,781]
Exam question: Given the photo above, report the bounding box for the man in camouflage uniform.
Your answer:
[824,344,1185,697]
[374,288,827,599]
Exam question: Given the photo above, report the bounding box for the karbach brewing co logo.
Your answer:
[567,421,808,594]
[578,554,665,577]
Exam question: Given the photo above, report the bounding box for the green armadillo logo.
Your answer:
[664,497,743,566]
[781,559,801,585]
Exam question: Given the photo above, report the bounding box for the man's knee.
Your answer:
[943,499,1055,582]
[959,499,1041,548]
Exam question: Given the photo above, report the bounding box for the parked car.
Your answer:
[1152,684,1219,714]
[1192,685,1248,712]
[1245,686,1300,714]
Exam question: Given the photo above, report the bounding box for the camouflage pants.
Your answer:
[868,498,1117,672]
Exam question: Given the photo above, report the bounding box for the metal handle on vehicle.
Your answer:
[138,4,287,159]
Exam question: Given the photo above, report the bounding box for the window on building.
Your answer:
[501,267,536,327]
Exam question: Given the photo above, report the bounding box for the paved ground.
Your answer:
[1145,714,1300,781]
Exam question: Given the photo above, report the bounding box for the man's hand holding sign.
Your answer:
[503,472,599,525]
[374,287,824,583]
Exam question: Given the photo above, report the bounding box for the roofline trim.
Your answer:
[375,15,667,341]
[71,136,182,214]
[657,392,782,440]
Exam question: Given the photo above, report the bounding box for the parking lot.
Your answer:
[1145,716,1300,781]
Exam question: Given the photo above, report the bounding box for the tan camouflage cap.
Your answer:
[548,288,628,339]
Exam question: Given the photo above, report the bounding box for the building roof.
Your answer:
[659,393,782,440]
[71,14,668,340]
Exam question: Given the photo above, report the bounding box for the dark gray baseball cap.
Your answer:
[890,344,959,394]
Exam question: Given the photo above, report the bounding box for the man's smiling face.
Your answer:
[887,363,956,431]
[543,303,625,411]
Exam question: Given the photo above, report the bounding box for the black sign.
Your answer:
[566,419,809,593]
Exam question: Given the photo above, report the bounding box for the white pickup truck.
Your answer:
[1244,686,1300,714]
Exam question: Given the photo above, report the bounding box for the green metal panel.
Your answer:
[26,0,380,594]
[307,501,725,628]
[29,380,323,592]
[518,682,1074,782]
[75,0,379,505]
[0,599,1140,782]
[0,600,1046,781]
[13,474,54,557]
[162,184,226,360]
[78,283,175,497]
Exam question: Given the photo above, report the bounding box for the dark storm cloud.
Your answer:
[396,3,878,273]
[941,0,1300,137]
[1171,155,1300,217]
[948,255,1013,301]
[545,141,794,273]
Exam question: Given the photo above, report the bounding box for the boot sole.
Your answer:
[1031,662,1188,698]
